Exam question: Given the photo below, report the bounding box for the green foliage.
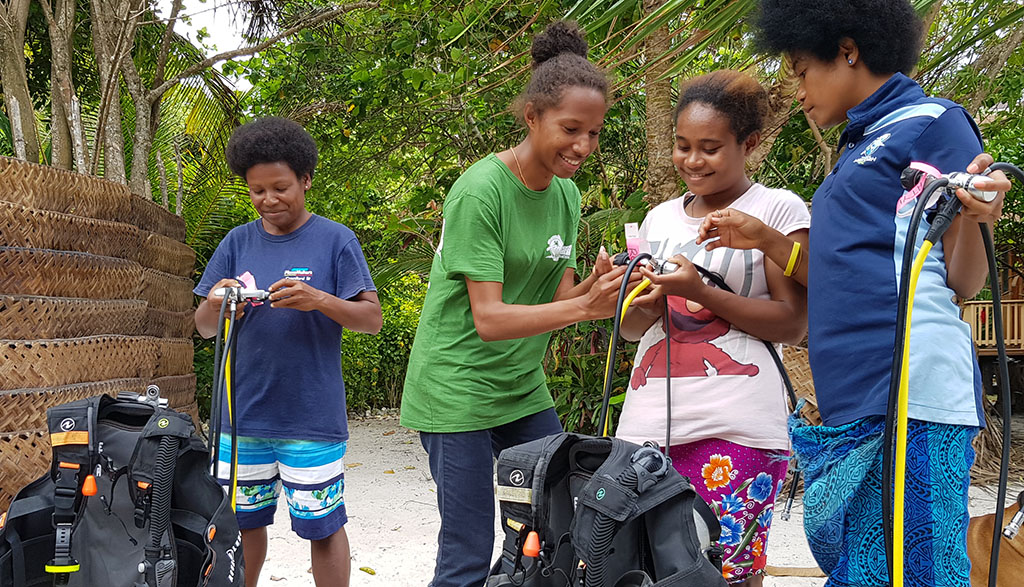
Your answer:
[342,272,427,412]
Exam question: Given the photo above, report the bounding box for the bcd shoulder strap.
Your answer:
[43,396,104,585]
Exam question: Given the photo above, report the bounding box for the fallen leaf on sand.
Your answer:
[359,567,377,575]
[346,462,363,469]
[270,576,284,581]
[384,469,395,474]
[382,430,396,436]
[405,466,416,470]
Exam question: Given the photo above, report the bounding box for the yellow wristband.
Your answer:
[784,241,801,277]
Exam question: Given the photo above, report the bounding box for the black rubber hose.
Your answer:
[227,304,242,507]
[664,300,672,457]
[882,177,948,578]
[599,253,651,435]
[209,295,229,464]
[692,264,803,516]
[982,224,1012,587]
[982,161,1023,587]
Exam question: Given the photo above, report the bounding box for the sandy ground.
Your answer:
[252,415,1023,587]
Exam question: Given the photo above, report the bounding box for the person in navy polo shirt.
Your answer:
[688,2,1012,586]
[195,117,383,587]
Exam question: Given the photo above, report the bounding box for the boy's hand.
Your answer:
[639,255,704,299]
[268,278,327,311]
[958,153,1011,225]
[207,278,245,319]
[696,208,769,251]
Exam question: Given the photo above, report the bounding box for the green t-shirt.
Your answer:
[400,154,581,433]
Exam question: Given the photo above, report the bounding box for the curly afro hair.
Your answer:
[676,70,768,142]
[225,117,318,180]
[754,0,923,75]
[514,20,609,116]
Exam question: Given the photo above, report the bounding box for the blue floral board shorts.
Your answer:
[217,434,347,540]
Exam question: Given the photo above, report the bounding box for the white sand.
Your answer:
[253,415,1021,586]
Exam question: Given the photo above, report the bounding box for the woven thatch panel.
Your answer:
[129,194,186,241]
[140,267,194,312]
[0,156,130,221]
[0,247,144,300]
[148,373,197,410]
[143,307,194,338]
[138,229,195,277]
[0,200,142,260]
[0,295,147,339]
[782,345,820,426]
[0,336,158,391]
[0,430,49,511]
[154,337,194,378]
[0,378,146,432]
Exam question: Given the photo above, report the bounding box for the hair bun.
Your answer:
[531,20,588,67]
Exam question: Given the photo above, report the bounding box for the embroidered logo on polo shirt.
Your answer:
[546,235,572,261]
[284,267,313,281]
[854,133,891,165]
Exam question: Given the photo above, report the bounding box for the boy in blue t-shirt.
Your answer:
[194,117,382,587]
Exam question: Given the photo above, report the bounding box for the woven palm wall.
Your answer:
[0,157,198,509]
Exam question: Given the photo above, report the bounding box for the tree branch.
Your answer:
[153,0,183,88]
[149,1,377,101]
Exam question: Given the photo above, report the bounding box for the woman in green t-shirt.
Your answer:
[400,20,636,587]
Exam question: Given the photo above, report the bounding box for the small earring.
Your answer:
[848,59,854,65]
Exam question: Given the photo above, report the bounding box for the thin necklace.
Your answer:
[510,146,528,189]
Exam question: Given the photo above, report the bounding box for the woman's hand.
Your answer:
[957,153,1011,225]
[591,245,614,277]
[696,208,771,252]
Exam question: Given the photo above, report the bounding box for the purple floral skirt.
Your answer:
[669,438,788,584]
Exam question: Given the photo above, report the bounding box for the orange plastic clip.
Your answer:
[523,531,541,558]
[82,475,98,496]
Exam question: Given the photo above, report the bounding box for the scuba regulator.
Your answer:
[209,286,270,511]
[884,161,1022,587]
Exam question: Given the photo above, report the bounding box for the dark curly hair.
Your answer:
[754,0,923,75]
[514,20,609,117]
[225,117,318,180]
[675,70,768,142]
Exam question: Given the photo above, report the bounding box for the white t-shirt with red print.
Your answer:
[615,183,810,451]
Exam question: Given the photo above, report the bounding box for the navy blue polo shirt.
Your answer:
[807,73,984,428]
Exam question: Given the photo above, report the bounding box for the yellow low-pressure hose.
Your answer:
[893,240,933,587]
[224,318,238,511]
[600,278,652,436]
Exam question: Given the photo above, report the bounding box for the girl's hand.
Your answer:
[696,208,770,251]
[957,153,1011,225]
[639,255,704,299]
[268,278,327,311]
[627,284,665,319]
[207,278,245,319]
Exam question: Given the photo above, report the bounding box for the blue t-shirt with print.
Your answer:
[807,73,984,429]
[195,214,376,442]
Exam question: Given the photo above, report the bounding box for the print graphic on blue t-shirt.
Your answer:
[284,267,314,281]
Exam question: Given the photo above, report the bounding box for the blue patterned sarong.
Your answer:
[790,415,977,587]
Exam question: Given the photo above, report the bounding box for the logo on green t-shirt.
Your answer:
[546,235,572,261]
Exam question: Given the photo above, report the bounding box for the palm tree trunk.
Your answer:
[642,0,678,206]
